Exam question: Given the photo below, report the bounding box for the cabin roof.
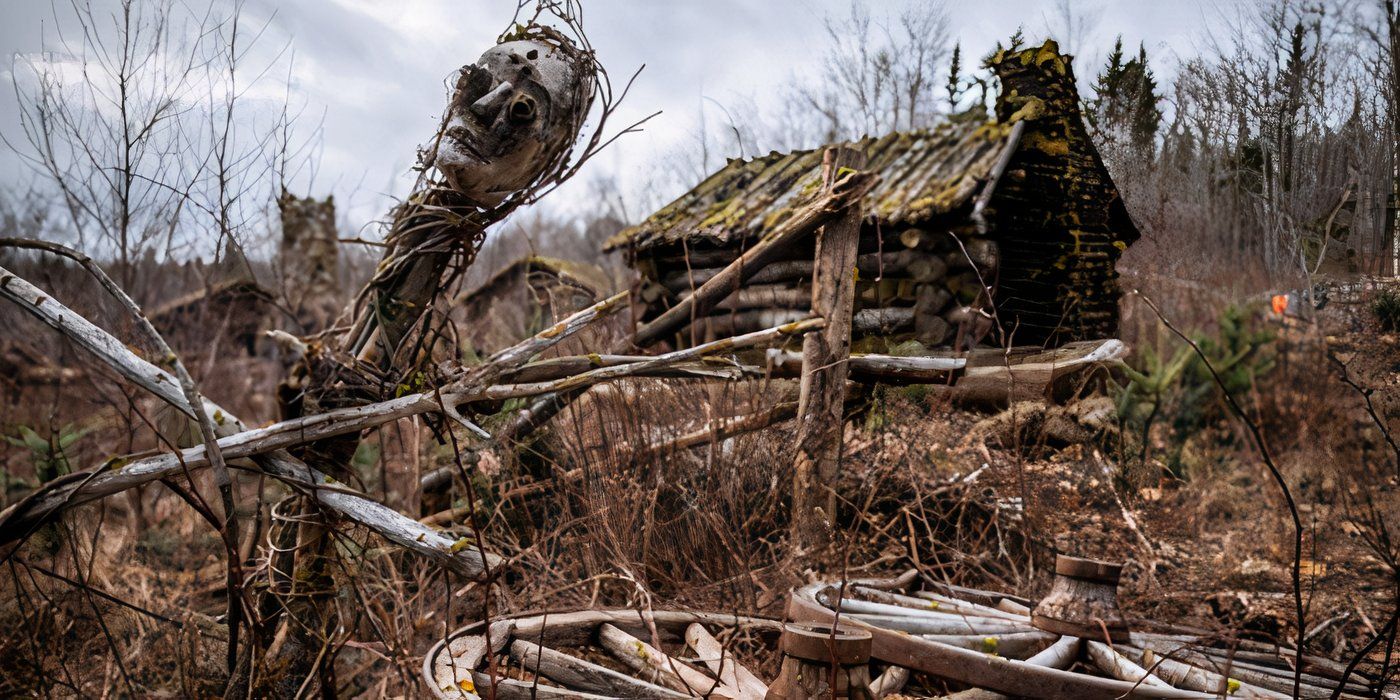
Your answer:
[147,277,274,320]
[605,116,1014,253]
[457,255,612,305]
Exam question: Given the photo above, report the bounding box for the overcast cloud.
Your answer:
[1,0,1233,241]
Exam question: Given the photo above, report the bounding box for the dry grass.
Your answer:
[2,236,1398,697]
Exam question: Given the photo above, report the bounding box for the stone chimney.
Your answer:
[277,191,342,333]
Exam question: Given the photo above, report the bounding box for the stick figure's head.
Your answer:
[431,35,593,205]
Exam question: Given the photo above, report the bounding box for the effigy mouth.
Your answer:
[443,125,488,163]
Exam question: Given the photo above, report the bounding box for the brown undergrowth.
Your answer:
[2,284,1398,695]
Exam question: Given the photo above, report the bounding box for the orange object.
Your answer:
[1271,294,1288,315]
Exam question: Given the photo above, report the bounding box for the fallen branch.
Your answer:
[1,248,247,672]
[0,267,500,577]
[470,291,629,376]
[0,268,821,571]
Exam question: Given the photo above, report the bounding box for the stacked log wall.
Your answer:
[633,219,998,352]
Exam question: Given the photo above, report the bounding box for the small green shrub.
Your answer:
[1114,304,1278,480]
[1373,288,1400,331]
[5,423,86,483]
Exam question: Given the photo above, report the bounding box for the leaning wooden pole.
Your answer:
[792,146,867,550]
[260,25,598,695]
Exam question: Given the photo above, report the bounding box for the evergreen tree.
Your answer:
[1090,37,1162,154]
[947,42,964,111]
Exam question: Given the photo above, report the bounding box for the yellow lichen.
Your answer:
[1006,96,1046,123]
[1023,131,1070,156]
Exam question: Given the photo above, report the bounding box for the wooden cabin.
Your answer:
[455,255,612,355]
[605,40,1139,352]
[148,278,275,356]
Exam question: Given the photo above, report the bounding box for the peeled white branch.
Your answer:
[1086,640,1174,690]
[685,622,768,698]
[0,267,819,577]
[597,623,738,698]
[508,638,685,699]
[478,291,627,372]
[942,635,1081,700]
[0,268,500,577]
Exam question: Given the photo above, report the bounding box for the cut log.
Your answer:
[697,308,910,337]
[918,632,1057,658]
[766,350,964,384]
[943,635,1082,700]
[685,623,769,698]
[869,665,909,698]
[659,250,926,294]
[790,583,1215,699]
[465,673,617,699]
[915,297,953,346]
[850,586,1026,622]
[596,623,738,698]
[907,255,949,283]
[1086,640,1174,689]
[680,284,812,311]
[1126,642,1351,698]
[845,614,1032,636]
[509,638,688,699]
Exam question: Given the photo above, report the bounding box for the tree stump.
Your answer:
[1030,554,1131,643]
[766,622,875,700]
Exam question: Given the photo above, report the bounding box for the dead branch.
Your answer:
[0,266,500,577]
[0,267,824,575]
[0,238,246,671]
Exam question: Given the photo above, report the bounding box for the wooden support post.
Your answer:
[792,146,866,550]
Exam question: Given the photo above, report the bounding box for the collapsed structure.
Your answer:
[453,255,611,354]
[606,40,1140,352]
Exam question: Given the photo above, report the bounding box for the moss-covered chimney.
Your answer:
[989,39,1081,125]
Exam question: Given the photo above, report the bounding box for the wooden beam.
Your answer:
[792,146,867,549]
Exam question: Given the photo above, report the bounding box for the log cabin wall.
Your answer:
[610,40,1139,353]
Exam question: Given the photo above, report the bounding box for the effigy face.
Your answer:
[432,38,591,205]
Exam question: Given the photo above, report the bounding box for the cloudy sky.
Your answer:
[0,0,1237,241]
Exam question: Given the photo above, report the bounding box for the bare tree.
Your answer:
[790,0,952,143]
[6,1,213,292]
[1041,0,1104,59]
[1119,0,1392,284]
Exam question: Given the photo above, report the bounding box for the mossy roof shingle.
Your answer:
[605,117,1012,253]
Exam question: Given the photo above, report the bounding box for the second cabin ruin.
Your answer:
[606,40,1140,352]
